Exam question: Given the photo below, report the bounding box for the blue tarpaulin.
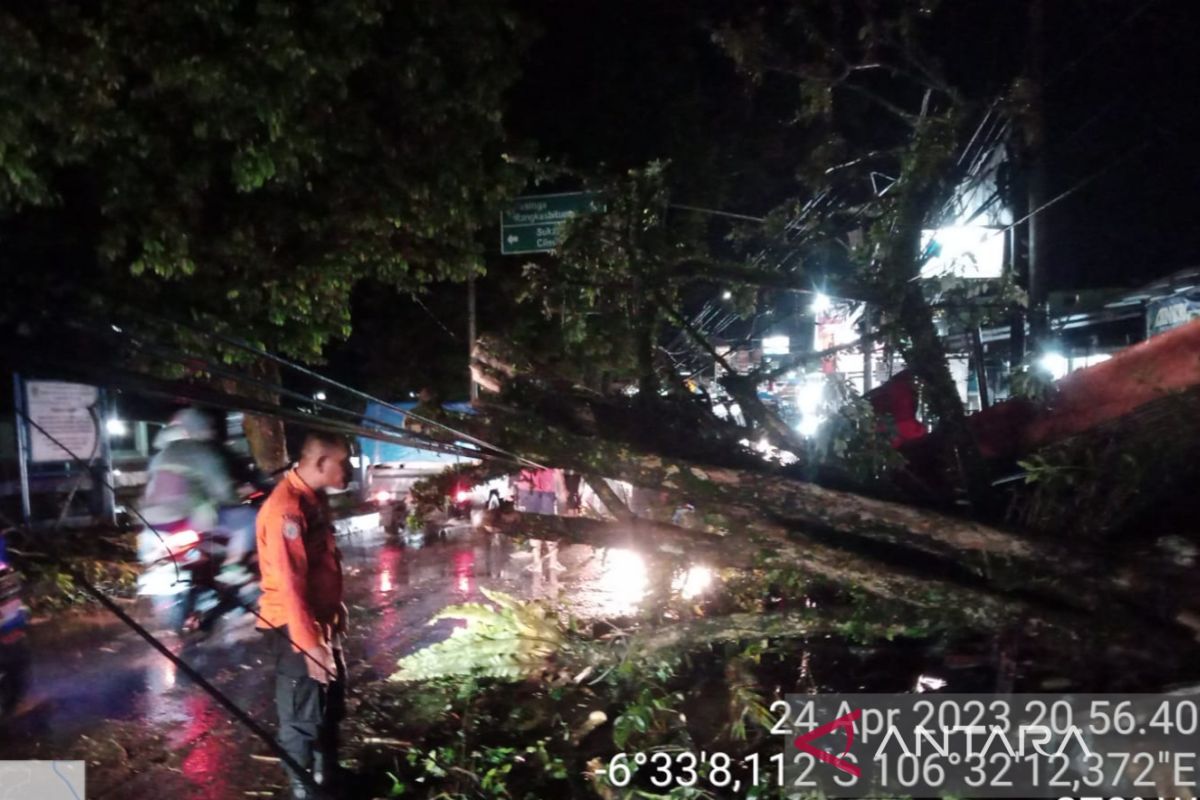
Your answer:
[358,401,478,468]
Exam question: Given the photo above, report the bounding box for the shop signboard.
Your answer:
[1146,295,1198,338]
[25,381,100,463]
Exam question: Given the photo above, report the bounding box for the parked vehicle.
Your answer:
[366,484,408,534]
[448,483,475,520]
[446,477,511,525]
[0,530,29,717]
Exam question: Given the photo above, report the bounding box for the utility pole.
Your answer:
[1025,0,1050,346]
[98,388,117,525]
[467,273,479,401]
[1008,227,1027,369]
[861,303,873,393]
[970,325,991,410]
[12,374,32,525]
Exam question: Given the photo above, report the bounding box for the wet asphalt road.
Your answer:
[0,524,640,799]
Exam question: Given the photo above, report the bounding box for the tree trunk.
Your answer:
[721,372,807,455]
[242,359,290,473]
[478,505,1199,674]
[873,136,993,513]
[465,336,1200,656]
[483,508,730,563]
[895,281,994,511]
[635,302,660,399]
[482,507,1027,622]
[655,295,807,456]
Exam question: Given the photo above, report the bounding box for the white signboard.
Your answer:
[920,225,1005,279]
[762,335,791,355]
[26,381,100,462]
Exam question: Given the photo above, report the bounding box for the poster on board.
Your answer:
[25,381,100,463]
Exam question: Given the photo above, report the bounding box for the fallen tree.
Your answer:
[455,336,1200,677]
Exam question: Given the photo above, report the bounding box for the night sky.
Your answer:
[508,0,1200,290]
[330,0,1200,396]
[1032,0,1200,289]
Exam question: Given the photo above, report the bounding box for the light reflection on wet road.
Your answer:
[0,525,696,799]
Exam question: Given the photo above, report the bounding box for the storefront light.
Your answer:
[920,226,1004,279]
[763,335,790,355]
[1038,351,1070,380]
[795,378,825,437]
[796,415,823,437]
[1076,353,1112,369]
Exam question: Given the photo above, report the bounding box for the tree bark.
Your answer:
[472,335,757,471]
[627,612,898,653]
[241,359,290,473]
[583,476,636,523]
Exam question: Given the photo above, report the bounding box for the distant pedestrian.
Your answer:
[517,467,557,515]
[559,470,582,516]
[404,386,439,436]
[256,432,351,799]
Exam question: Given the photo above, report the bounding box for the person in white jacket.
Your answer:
[140,407,255,573]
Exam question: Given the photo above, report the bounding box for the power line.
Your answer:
[89,321,488,462]
[411,293,461,342]
[997,139,1150,238]
[669,203,766,224]
[1044,0,1165,91]
[127,311,544,470]
[6,338,491,467]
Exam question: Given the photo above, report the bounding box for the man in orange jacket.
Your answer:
[257,432,350,799]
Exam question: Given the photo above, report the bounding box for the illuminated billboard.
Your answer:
[920,225,1005,279]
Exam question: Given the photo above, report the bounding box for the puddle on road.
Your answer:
[489,539,717,618]
[0,522,724,798]
[7,521,1192,800]
[342,524,719,622]
[332,524,725,682]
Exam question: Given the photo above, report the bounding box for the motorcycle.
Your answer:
[0,530,30,718]
[136,502,262,636]
[448,485,476,520]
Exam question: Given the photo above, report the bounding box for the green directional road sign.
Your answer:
[500,191,604,255]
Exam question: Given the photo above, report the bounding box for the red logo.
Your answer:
[793,708,862,777]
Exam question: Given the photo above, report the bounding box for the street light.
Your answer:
[721,290,732,300]
[810,292,832,314]
[314,391,327,402]
[106,417,128,437]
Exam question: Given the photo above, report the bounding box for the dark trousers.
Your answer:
[266,626,346,789]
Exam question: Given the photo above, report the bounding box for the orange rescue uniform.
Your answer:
[256,469,343,652]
